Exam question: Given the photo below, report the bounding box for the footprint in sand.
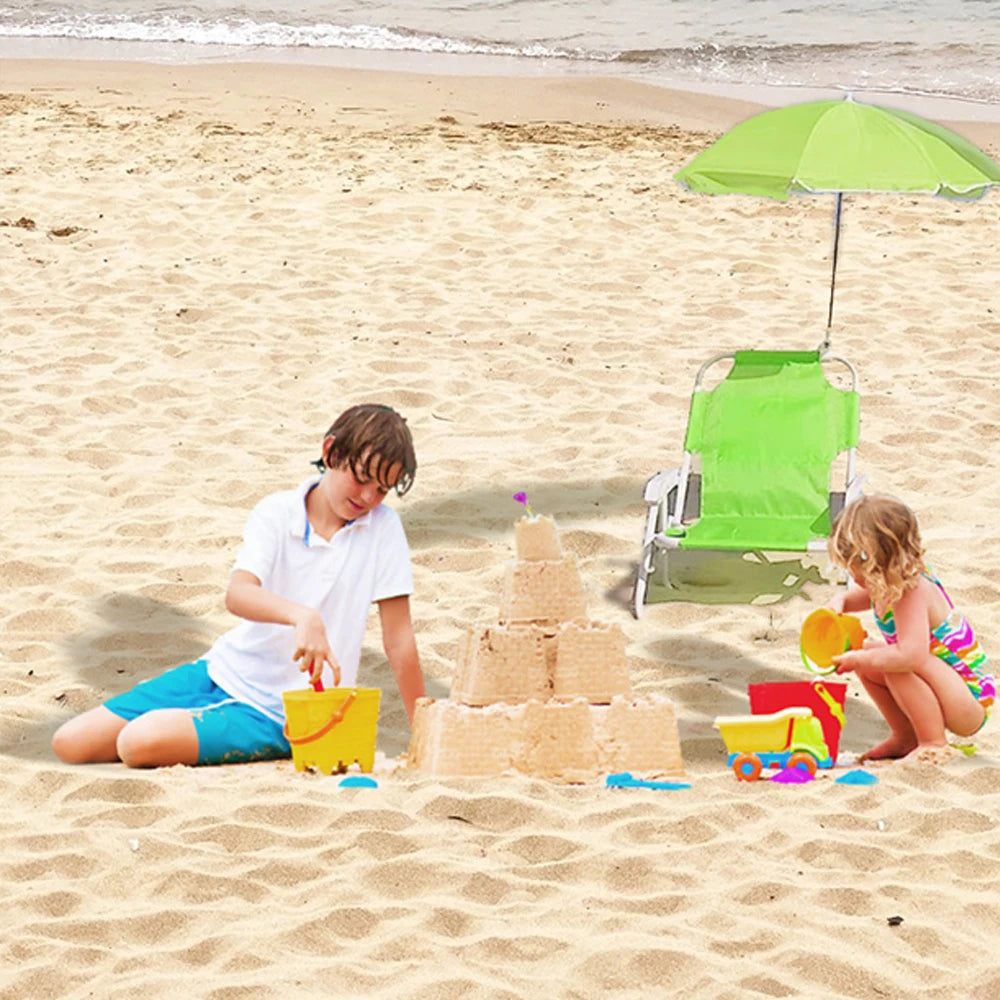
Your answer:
[47,226,89,243]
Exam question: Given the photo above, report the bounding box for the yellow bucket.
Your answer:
[800,608,865,674]
[281,687,380,775]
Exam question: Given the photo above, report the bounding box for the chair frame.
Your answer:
[634,350,865,617]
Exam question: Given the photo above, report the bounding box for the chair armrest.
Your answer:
[643,468,680,505]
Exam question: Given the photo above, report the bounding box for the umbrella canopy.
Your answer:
[675,97,1000,339]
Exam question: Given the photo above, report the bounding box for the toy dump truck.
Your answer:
[714,706,833,781]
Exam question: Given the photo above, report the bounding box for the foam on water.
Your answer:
[2,0,998,106]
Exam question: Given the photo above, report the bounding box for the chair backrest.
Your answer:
[682,350,859,549]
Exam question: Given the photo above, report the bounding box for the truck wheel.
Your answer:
[787,752,818,776]
[732,753,762,781]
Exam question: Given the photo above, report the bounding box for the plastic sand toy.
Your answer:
[282,685,381,775]
[800,607,865,674]
[835,769,879,785]
[714,706,833,781]
[606,772,691,790]
[339,775,379,788]
[770,765,816,783]
[749,680,847,763]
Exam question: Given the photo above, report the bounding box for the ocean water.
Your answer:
[2,1,999,107]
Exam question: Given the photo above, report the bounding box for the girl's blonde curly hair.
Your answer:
[828,495,925,606]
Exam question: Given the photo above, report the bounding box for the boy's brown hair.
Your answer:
[316,404,416,496]
[828,495,924,606]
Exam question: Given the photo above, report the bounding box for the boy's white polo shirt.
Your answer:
[206,477,413,723]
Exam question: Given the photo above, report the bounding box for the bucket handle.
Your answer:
[812,681,846,728]
[283,692,357,746]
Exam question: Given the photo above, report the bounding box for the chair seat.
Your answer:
[675,514,829,551]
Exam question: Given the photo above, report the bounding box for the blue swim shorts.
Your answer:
[104,659,290,765]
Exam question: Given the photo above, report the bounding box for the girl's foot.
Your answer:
[901,743,955,765]
[858,735,917,762]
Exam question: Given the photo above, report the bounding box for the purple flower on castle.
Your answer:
[513,492,534,517]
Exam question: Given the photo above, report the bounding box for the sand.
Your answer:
[3,58,1000,999]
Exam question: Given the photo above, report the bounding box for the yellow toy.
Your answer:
[800,607,865,674]
[282,684,381,775]
[714,706,832,781]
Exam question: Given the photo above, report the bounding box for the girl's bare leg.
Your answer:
[856,672,919,761]
[856,654,986,762]
[114,709,200,767]
[915,656,987,736]
[884,670,948,753]
[52,706,129,763]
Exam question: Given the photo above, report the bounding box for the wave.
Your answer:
[614,39,993,66]
[615,40,1000,103]
[2,10,996,103]
[0,13,618,62]
[5,14,995,67]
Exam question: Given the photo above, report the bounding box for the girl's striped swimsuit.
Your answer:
[873,568,993,718]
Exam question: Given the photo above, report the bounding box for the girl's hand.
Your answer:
[292,611,342,687]
[832,651,856,675]
[826,592,847,615]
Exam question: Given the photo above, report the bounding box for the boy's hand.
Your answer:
[292,611,342,687]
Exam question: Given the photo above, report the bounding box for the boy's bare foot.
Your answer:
[858,735,917,762]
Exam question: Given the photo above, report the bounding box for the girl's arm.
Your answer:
[834,584,929,674]
[377,595,425,723]
[225,570,341,685]
[829,578,871,614]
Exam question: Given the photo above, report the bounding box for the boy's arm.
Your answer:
[377,595,425,723]
[225,570,341,685]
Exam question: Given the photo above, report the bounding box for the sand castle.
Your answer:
[406,516,685,782]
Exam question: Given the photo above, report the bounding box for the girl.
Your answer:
[828,495,993,762]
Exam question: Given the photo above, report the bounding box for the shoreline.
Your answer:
[3,36,1000,128]
[3,59,999,164]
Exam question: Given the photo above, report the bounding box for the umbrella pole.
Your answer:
[823,192,843,350]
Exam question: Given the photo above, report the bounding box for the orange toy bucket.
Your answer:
[281,687,380,775]
[800,608,865,675]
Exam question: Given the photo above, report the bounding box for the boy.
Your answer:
[52,404,425,768]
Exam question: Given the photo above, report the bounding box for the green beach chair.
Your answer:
[634,350,864,616]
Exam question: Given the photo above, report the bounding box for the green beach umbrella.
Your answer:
[675,96,1000,343]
